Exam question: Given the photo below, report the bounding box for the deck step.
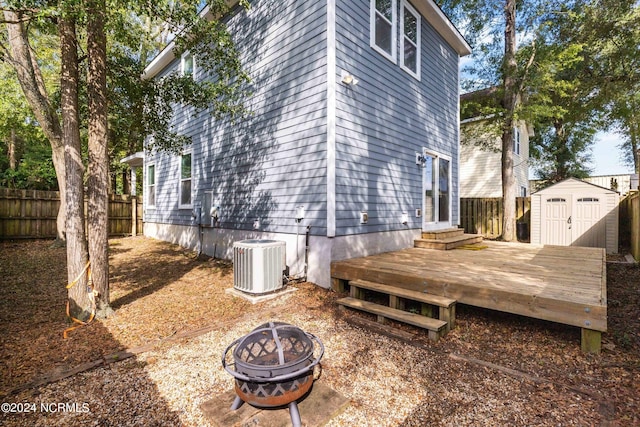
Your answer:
[350,279,456,331]
[421,227,464,240]
[337,297,447,342]
[414,233,483,250]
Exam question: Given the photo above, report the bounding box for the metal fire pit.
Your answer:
[222,322,324,427]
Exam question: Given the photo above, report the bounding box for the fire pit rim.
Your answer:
[221,322,324,383]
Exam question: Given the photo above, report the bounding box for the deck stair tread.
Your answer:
[421,228,465,240]
[350,279,455,307]
[337,297,447,341]
[414,233,483,250]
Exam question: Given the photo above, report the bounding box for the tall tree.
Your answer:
[86,0,111,318]
[1,11,67,242]
[59,12,91,320]
[2,0,250,321]
[500,0,518,241]
[440,0,536,241]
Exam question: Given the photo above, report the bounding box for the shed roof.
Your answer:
[532,177,619,195]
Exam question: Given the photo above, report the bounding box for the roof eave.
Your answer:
[414,0,472,56]
[141,2,233,80]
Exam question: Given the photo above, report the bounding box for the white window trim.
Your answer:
[370,0,397,63]
[178,151,193,209]
[181,51,195,79]
[146,163,156,209]
[513,126,521,155]
[400,0,421,80]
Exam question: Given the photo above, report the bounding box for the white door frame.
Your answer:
[422,148,452,231]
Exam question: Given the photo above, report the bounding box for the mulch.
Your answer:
[0,237,638,425]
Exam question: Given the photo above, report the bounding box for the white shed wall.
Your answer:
[531,178,619,253]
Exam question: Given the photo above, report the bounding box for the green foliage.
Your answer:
[0,141,58,190]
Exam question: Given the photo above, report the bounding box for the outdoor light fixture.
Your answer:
[341,70,359,86]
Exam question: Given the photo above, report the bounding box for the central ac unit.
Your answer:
[233,239,286,294]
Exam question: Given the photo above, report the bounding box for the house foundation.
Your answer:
[143,223,420,288]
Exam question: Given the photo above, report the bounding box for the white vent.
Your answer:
[233,239,285,294]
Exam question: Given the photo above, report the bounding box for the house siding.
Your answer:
[459,120,530,198]
[333,0,460,236]
[144,0,329,235]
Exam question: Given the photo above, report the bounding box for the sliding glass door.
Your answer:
[423,150,451,230]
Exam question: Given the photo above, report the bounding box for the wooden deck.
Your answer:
[331,241,607,350]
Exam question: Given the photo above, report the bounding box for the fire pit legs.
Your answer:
[288,401,301,427]
[230,395,244,410]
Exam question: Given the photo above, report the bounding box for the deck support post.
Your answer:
[332,278,348,293]
[581,328,602,354]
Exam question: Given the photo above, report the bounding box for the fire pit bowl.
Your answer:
[222,322,324,427]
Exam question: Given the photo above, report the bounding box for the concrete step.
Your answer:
[414,233,483,250]
[421,227,464,240]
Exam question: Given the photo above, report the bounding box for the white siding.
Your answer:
[459,119,530,198]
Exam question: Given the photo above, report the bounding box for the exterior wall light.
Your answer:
[341,70,359,86]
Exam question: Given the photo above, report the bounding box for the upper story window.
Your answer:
[400,1,420,79]
[371,0,397,63]
[513,126,521,155]
[181,52,194,78]
[179,152,192,208]
[147,164,156,208]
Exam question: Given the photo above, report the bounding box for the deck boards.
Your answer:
[331,241,607,332]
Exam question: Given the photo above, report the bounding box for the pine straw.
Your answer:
[0,237,638,426]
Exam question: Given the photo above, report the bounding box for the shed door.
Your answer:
[543,196,572,246]
[572,196,606,248]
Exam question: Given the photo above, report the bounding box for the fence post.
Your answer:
[131,196,137,236]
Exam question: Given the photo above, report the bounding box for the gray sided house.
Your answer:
[140,0,471,287]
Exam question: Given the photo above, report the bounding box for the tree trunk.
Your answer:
[87,0,112,318]
[3,11,66,242]
[8,129,17,170]
[501,0,518,242]
[60,17,91,319]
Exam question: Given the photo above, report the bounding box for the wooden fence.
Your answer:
[460,197,531,240]
[619,191,640,260]
[0,188,143,239]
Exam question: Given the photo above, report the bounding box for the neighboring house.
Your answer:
[458,89,532,198]
[137,0,471,288]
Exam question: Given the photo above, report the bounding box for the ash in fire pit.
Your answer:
[222,322,324,427]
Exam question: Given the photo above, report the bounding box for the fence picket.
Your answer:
[460,197,530,240]
[0,188,141,239]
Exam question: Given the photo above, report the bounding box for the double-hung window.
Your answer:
[147,164,156,208]
[181,52,194,78]
[400,1,420,79]
[513,126,521,155]
[371,0,397,62]
[179,152,192,208]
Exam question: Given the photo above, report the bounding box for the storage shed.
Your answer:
[531,178,619,253]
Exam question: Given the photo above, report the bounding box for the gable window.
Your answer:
[179,152,192,208]
[371,0,397,62]
[513,126,521,155]
[400,1,420,78]
[181,52,194,78]
[147,164,156,208]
